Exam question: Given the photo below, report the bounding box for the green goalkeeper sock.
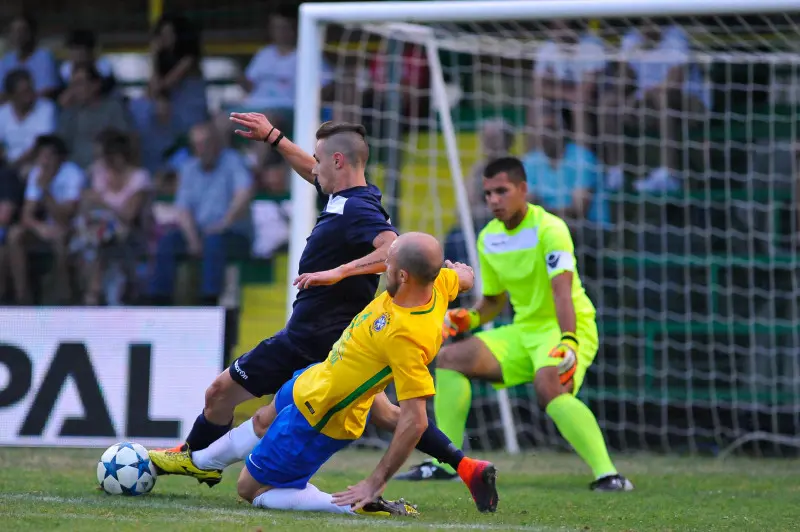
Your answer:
[545,394,617,479]
[433,368,473,475]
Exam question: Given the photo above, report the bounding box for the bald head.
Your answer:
[394,232,443,284]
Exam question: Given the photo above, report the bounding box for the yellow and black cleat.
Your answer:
[148,448,222,487]
[356,497,419,517]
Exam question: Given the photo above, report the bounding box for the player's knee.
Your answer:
[204,374,235,415]
[252,404,276,438]
[436,344,460,371]
[237,476,255,503]
[534,367,564,408]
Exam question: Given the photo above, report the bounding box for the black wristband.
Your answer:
[264,126,276,144]
[271,132,285,147]
[561,332,579,346]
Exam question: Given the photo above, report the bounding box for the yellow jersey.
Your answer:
[292,268,460,440]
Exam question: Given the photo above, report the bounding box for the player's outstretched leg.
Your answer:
[536,366,634,492]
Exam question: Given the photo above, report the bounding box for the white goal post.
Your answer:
[289,0,800,455]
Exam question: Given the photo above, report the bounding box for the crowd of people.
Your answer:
[0,11,302,305]
[0,9,783,307]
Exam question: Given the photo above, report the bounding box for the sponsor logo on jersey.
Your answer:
[234,360,248,380]
[373,313,390,333]
[547,253,560,269]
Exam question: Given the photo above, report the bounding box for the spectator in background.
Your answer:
[0,69,56,173]
[7,135,85,304]
[57,63,131,170]
[239,9,330,131]
[0,14,58,100]
[129,89,183,175]
[466,119,515,227]
[147,122,252,305]
[529,20,606,149]
[523,105,608,232]
[58,29,115,106]
[150,14,208,133]
[0,152,23,302]
[251,152,290,259]
[75,131,151,305]
[600,22,708,192]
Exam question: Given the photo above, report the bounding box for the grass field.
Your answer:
[1,447,799,531]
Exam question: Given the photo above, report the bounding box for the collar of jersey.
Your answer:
[388,289,436,315]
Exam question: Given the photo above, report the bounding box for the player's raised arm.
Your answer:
[229,112,316,183]
[444,260,475,292]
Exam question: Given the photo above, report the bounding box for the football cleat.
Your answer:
[355,497,419,517]
[393,459,458,481]
[147,447,222,487]
[457,458,498,513]
[590,474,634,492]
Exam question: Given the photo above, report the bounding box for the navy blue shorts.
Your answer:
[229,329,320,397]
[245,365,353,489]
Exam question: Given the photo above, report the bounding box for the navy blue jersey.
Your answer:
[285,180,396,355]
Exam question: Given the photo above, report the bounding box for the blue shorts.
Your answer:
[245,365,354,489]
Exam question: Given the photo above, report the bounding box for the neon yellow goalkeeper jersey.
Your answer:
[477,203,596,330]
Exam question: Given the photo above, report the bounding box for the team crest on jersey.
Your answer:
[373,313,390,333]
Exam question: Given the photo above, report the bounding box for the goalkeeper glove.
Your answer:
[442,308,481,340]
[548,332,578,385]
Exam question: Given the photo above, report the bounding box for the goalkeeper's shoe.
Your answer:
[457,458,499,513]
[590,474,634,492]
[355,497,419,517]
[147,447,222,487]
[393,459,458,481]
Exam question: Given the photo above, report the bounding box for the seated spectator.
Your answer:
[0,68,56,173]
[238,8,332,132]
[150,14,208,133]
[530,20,606,147]
[57,63,131,170]
[0,153,24,302]
[74,131,151,305]
[522,106,608,231]
[7,135,85,304]
[129,90,183,175]
[251,153,290,259]
[59,29,115,107]
[147,122,253,305]
[0,14,58,100]
[599,22,708,192]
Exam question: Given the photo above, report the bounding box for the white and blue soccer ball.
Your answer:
[97,442,157,495]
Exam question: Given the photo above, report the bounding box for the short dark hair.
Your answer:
[272,5,298,20]
[3,68,32,95]
[483,156,526,184]
[66,29,96,50]
[98,129,133,163]
[11,13,37,37]
[71,62,102,82]
[315,121,369,166]
[34,135,68,158]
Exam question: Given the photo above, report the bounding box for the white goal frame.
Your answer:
[289,0,800,454]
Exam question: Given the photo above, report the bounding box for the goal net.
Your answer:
[291,0,800,456]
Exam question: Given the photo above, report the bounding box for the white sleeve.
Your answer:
[534,41,558,76]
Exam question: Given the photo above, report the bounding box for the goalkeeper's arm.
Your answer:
[443,292,507,338]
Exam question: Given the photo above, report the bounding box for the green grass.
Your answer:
[1,447,799,531]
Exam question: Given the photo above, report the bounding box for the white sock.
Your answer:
[252,483,354,514]
[192,418,260,471]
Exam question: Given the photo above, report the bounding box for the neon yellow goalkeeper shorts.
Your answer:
[474,316,598,394]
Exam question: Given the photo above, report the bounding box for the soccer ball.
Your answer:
[97,442,157,495]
